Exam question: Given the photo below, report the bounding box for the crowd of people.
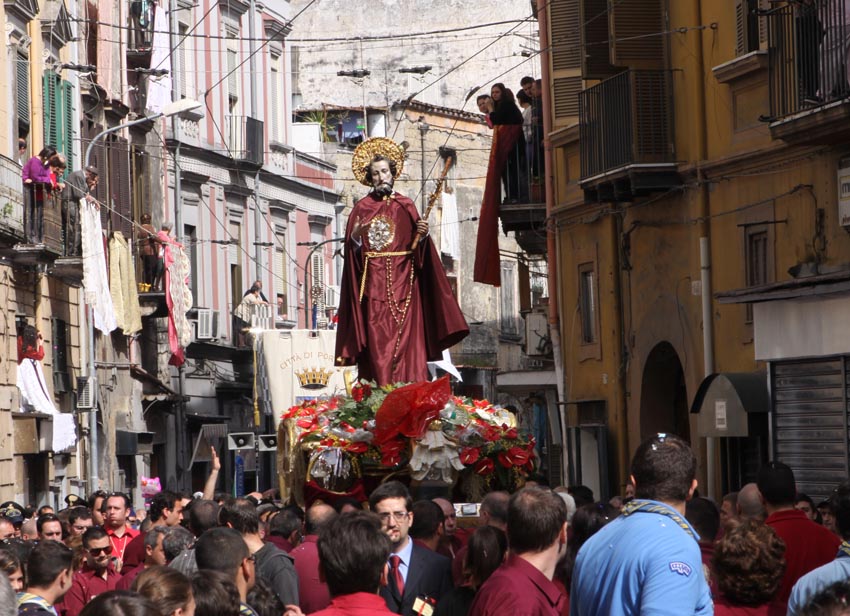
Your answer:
[476,76,545,204]
[4,435,850,615]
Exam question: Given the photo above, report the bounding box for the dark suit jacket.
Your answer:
[380,543,453,615]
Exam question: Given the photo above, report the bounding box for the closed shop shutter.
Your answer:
[771,357,849,501]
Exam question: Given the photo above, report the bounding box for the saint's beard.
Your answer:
[372,179,394,197]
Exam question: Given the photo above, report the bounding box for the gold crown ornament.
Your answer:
[351,137,406,187]
[296,366,334,390]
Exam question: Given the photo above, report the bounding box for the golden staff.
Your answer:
[411,156,454,250]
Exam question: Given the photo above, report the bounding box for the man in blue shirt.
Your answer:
[570,433,712,616]
[788,482,850,615]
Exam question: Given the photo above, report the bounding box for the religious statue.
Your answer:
[335,137,468,386]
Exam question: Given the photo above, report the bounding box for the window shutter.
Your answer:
[178,24,188,98]
[62,80,75,174]
[16,52,30,130]
[549,0,583,126]
[270,62,280,142]
[735,0,747,56]
[758,0,769,47]
[550,0,581,71]
[116,137,132,237]
[553,76,582,119]
[311,252,324,288]
[227,48,238,102]
[275,247,286,301]
[43,71,60,149]
[581,0,617,79]
[609,0,664,68]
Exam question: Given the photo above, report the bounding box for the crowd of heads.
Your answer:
[4,433,849,615]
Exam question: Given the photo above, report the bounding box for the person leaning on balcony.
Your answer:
[234,286,264,345]
[21,146,57,244]
[62,165,98,257]
[138,213,160,287]
[487,83,527,203]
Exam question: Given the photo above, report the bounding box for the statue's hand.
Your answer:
[416,220,429,236]
[351,218,365,241]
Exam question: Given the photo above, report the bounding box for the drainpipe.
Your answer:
[693,0,716,499]
[249,0,262,283]
[536,0,568,482]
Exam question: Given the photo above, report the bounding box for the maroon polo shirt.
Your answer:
[121,529,147,569]
[766,508,840,607]
[309,592,397,616]
[469,554,564,616]
[267,534,295,553]
[290,535,331,613]
[62,564,122,616]
[115,563,145,591]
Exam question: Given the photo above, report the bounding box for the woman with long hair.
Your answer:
[435,525,508,616]
[133,566,195,616]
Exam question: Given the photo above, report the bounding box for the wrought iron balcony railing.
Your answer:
[767,0,850,120]
[226,115,264,166]
[579,70,674,181]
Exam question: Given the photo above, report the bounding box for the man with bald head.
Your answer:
[737,483,766,521]
[291,502,338,613]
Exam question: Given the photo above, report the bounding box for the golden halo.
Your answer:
[351,137,406,187]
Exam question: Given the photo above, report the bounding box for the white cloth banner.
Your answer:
[258,330,348,429]
[16,360,77,452]
[441,192,460,261]
[146,4,174,115]
[81,200,117,334]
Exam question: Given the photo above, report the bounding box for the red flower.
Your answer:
[320,437,336,447]
[474,457,495,475]
[474,399,491,409]
[504,428,518,440]
[360,383,372,399]
[296,417,315,429]
[459,447,481,465]
[498,446,531,468]
[344,441,368,454]
[482,425,502,442]
[352,386,364,402]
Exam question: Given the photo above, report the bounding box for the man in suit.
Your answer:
[370,481,453,615]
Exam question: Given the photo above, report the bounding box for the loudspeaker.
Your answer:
[257,434,278,452]
[227,433,255,451]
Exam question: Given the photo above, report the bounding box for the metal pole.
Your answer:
[700,235,716,499]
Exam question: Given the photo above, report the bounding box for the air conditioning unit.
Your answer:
[76,376,97,410]
[196,308,220,340]
[227,432,255,450]
[325,285,340,309]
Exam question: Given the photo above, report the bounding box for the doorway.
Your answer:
[639,341,690,442]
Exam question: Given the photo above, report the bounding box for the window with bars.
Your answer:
[579,263,597,344]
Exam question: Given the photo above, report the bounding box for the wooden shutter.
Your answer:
[227,48,238,103]
[16,51,30,132]
[107,137,132,237]
[609,0,664,69]
[43,71,60,149]
[550,0,581,71]
[581,0,617,79]
[62,80,75,173]
[275,246,286,299]
[553,76,582,119]
[549,0,582,127]
[758,0,769,48]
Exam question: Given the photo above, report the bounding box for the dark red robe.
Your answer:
[335,191,468,385]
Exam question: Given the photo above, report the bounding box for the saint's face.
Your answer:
[370,160,393,189]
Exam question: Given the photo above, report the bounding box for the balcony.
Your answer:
[0,155,25,246]
[766,0,850,143]
[127,0,155,65]
[226,116,264,167]
[579,70,679,202]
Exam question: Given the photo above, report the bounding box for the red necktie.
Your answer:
[389,554,404,596]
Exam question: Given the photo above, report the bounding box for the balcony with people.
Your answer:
[578,69,680,202]
[478,78,548,256]
[766,0,850,142]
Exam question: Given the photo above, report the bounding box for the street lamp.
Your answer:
[298,238,344,329]
[81,98,202,491]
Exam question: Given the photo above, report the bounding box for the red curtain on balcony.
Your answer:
[474,124,523,286]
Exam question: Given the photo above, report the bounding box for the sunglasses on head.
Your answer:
[88,545,113,556]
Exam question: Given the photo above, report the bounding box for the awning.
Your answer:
[716,270,850,304]
[690,372,769,437]
[497,370,558,390]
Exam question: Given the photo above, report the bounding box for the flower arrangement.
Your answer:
[281,378,536,488]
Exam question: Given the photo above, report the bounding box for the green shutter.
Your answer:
[16,52,30,130]
[42,71,60,151]
[61,80,74,175]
